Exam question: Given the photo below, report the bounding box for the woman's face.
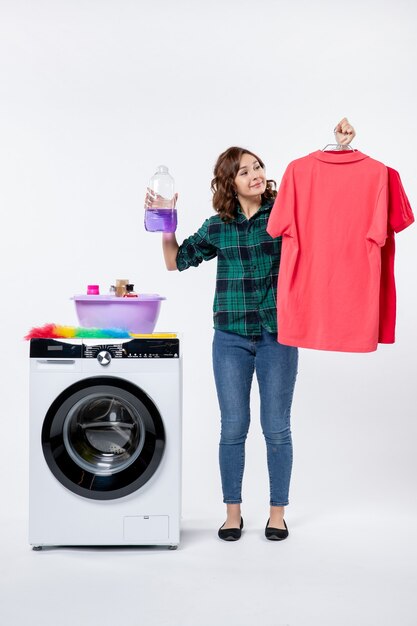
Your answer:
[234,153,266,200]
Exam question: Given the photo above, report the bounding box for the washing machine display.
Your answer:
[42,377,165,500]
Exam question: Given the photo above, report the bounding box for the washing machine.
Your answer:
[29,336,182,549]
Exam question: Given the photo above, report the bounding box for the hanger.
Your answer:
[322,128,355,151]
[321,143,355,151]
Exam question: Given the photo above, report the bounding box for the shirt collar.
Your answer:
[236,199,272,222]
[310,149,369,164]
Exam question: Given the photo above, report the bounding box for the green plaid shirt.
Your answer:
[176,201,281,336]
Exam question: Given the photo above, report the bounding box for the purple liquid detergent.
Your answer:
[145,208,177,233]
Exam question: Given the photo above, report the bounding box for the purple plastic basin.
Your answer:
[72,294,165,333]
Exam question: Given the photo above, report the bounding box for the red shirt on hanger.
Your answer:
[267,150,388,352]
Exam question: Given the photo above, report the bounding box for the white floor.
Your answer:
[1,505,416,626]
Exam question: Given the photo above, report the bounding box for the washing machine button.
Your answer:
[97,351,112,366]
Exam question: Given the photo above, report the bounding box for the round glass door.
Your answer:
[42,377,165,500]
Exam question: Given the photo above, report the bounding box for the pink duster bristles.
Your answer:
[24,323,61,339]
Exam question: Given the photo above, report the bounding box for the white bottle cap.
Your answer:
[157,165,169,173]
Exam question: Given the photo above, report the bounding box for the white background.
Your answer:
[0,1,416,624]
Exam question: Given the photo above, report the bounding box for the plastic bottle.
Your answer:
[145,165,177,233]
[123,284,139,298]
[115,279,129,297]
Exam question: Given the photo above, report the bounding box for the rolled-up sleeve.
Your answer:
[176,219,217,271]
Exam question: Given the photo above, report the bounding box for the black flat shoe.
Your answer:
[218,517,244,541]
[265,518,289,541]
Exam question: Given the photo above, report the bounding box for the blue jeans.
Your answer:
[212,329,298,506]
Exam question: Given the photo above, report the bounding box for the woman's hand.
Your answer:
[145,188,178,209]
[334,118,356,145]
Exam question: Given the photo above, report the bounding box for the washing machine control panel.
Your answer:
[83,339,180,359]
[30,338,180,359]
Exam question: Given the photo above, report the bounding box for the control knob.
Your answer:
[97,350,111,366]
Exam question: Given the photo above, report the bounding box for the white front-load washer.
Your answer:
[29,336,182,549]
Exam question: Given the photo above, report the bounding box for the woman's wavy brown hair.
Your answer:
[211,146,277,222]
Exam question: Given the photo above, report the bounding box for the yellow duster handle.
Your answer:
[129,333,177,338]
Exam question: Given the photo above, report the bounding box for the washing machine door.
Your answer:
[42,376,165,500]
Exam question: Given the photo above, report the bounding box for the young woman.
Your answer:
[155,119,355,541]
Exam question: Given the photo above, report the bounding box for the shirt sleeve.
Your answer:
[367,180,389,247]
[176,218,218,271]
[266,163,295,238]
[387,167,415,233]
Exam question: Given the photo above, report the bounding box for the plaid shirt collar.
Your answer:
[235,200,273,223]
